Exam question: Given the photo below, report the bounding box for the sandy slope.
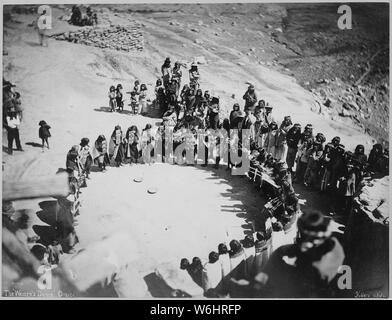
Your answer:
[2,5,377,296]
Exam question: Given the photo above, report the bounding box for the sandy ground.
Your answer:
[2,5,378,296]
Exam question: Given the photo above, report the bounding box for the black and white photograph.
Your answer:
[1,1,390,300]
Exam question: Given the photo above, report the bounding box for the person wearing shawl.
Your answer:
[78,138,93,179]
[259,210,345,298]
[202,251,223,296]
[189,63,200,90]
[206,97,220,130]
[254,231,272,274]
[109,125,124,167]
[304,133,325,188]
[286,123,302,175]
[163,105,177,128]
[193,89,204,111]
[265,121,279,158]
[139,83,148,115]
[171,61,183,96]
[124,125,140,164]
[367,143,383,171]
[92,135,110,171]
[228,239,247,281]
[257,104,275,149]
[217,243,231,294]
[141,124,155,164]
[154,78,166,111]
[275,116,293,162]
[161,57,172,90]
[185,87,196,111]
[180,84,190,105]
[66,145,81,178]
[242,108,257,146]
[242,85,258,111]
[242,235,256,278]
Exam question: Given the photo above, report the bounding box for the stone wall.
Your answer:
[52,24,144,52]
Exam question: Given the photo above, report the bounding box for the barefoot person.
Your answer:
[38,120,51,151]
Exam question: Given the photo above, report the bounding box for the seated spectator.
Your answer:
[368,143,383,172]
[229,240,246,281]
[188,257,203,287]
[242,235,256,278]
[202,251,223,294]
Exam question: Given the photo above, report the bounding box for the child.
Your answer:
[108,85,116,112]
[139,83,148,115]
[39,120,51,151]
[130,91,138,114]
[116,84,124,112]
[133,80,140,96]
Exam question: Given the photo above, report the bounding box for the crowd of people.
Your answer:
[3,55,389,297]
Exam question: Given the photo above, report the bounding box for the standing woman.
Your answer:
[161,57,172,90]
[154,79,165,111]
[108,85,117,112]
[124,125,140,164]
[265,121,278,158]
[139,84,148,115]
[78,138,93,179]
[275,116,292,162]
[109,125,124,167]
[116,84,124,112]
[141,124,155,165]
[189,63,200,90]
[92,135,110,172]
[193,89,204,112]
[66,145,81,177]
[285,123,302,175]
[172,61,183,96]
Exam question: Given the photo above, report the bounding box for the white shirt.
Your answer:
[6,116,20,129]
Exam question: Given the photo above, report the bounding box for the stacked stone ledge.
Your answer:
[51,23,144,52]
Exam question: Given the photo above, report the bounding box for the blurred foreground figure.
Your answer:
[257,210,345,298]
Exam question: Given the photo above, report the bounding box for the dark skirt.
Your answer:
[128,144,139,163]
